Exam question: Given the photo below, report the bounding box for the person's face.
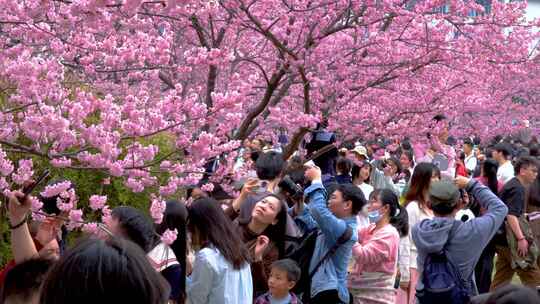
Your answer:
[431,171,440,182]
[438,122,449,142]
[386,160,398,176]
[252,139,262,150]
[400,154,411,169]
[328,190,352,218]
[491,150,501,162]
[521,165,538,184]
[268,267,295,298]
[252,196,282,225]
[39,239,60,261]
[367,194,389,216]
[360,165,371,182]
[464,144,472,155]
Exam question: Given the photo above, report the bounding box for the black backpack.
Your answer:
[417,221,470,304]
[285,226,352,302]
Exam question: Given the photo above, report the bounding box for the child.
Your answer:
[255,259,302,304]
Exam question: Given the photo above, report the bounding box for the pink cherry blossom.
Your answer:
[40,181,72,198]
[160,228,178,245]
[89,195,107,211]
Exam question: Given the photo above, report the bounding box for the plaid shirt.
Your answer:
[254,292,302,304]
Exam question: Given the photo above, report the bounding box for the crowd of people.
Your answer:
[1,115,540,304]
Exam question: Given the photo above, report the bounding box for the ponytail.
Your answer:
[390,205,409,238]
[373,189,409,237]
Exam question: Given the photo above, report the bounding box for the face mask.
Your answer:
[367,209,383,224]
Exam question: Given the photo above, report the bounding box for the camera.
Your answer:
[278,175,304,201]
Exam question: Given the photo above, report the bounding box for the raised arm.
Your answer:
[304,166,347,244]
[7,190,39,263]
[456,176,508,245]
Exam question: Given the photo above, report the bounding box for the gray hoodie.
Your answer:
[412,180,508,297]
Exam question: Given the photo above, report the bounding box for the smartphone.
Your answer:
[22,169,50,197]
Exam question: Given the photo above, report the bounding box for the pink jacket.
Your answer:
[350,224,400,278]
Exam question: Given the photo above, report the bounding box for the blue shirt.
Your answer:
[302,182,358,303]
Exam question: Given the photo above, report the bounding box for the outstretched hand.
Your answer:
[7,190,31,225]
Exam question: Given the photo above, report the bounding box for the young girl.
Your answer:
[187,198,253,304]
[348,189,408,304]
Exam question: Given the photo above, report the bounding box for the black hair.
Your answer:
[433,114,446,122]
[515,156,539,176]
[112,206,157,253]
[529,144,540,157]
[401,150,415,168]
[336,157,353,175]
[334,183,367,215]
[245,193,289,258]
[372,189,409,237]
[463,138,474,147]
[386,156,402,174]
[155,201,188,304]
[0,257,54,303]
[271,259,301,283]
[255,151,285,181]
[459,151,466,161]
[482,158,499,195]
[188,197,251,269]
[351,162,371,184]
[40,237,170,304]
[405,163,434,209]
[494,143,512,159]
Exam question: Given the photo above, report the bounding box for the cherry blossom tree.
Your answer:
[0,0,539,230]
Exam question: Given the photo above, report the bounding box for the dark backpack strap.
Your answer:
[309,226,353,278]
[443,220,470,292]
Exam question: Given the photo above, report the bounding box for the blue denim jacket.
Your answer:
[301,182,358,303]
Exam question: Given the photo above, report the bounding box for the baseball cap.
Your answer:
[352,146,368,158]
[429,181,460,209]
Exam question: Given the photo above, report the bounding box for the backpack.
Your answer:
[417,221,470,304]
[285,226,352,303]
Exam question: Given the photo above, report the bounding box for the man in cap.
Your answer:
[412,176,508,299]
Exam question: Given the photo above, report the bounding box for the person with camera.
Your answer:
[300,165,365,304]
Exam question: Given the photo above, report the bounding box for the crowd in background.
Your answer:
[1,115,540,304]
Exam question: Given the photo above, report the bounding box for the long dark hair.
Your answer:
[373,189,408,237]
[251,194,288,258]
[188,198,251,269]
[405,162,434,209]
[155,201,188,304]
[482,158,499,195]
[112,206,157,253]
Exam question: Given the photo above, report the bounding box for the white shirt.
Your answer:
[187,246,252,304]
[464,153,477,174]
[147,242,178,272]
[497,161,514,185]
[358,183,374,201]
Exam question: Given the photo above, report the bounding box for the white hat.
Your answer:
[352,146,368,158]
